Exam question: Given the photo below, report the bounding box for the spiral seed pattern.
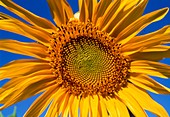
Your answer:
[48,19,131,97]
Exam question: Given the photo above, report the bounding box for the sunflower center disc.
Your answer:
[49,20,131,97]
[62,37,114,86]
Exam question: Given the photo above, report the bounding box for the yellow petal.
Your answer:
[0,13,50,45]
[80,96,89,117]
[49,89,67,116]
[109,0,148,37]
[89,95,98,117]
[48,0,66,26]
[116,8,169,45]
[1,78,56,105]
[63,94,76,117]
[122,34,170,54]
[130,73,170,94]
[127,84,169,117]
[0,72,55,108]
[104,97,130,117]
[47,0,73,27]
[118,88,147,117]
[79,0,97,21]
[126,25,170,44]
[45,88,66,117]
[70,96,80,117]
[79,0,89,23]
[63,0,74,21]
[88,0,97,21]
[0,0,55,32]
[0,79,55,105]
[23,86,58,117]
[131,60,170,78]
[97,0,121,29]
[129,46,170,61]
[92,0,112,24]
[122,25,170,54]
[59,92,71,116]
[99,0,141,31]
[114,98,130,117]
[0,59,50,80]
[0,39,48,60]
[0,69,52,90]
[78,0,83,12]
[142,45,170,52]
[98,96,108,117]
[104,98,117,117]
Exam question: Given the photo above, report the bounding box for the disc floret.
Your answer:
[48,19,131,97]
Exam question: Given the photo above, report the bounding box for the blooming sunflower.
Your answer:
[0,0,170,117]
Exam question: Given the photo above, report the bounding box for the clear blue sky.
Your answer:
[0,0,170,117]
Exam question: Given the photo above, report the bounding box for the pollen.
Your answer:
[48,19,131,97]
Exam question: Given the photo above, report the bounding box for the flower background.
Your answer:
[0,0,170,116]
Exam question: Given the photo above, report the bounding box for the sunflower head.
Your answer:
[0,0,170,117]
[48,20,131,97]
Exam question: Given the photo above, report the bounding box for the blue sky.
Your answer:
[0,0,170,117]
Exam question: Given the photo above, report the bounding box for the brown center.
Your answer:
[48,19,131,97]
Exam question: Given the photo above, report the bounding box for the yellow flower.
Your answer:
[0,0,170,117]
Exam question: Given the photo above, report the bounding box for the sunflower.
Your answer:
[0,0,170,117]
